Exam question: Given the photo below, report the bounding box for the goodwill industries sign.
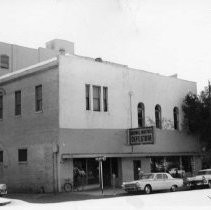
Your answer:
[128,126,155,145]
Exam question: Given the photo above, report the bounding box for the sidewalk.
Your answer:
[75,187,125,197]
[6,188,126,204]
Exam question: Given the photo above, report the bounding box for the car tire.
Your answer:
[170,185,177,192]
[144,185,152,194]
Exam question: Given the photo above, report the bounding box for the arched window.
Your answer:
[0,55,9,69]
[173,107,179,130]
[155,104,162,129]
[137,103,145,127]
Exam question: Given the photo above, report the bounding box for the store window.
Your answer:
[181,156,192,174]
[151,157,165,172]
[137,103,145,127]
[155,104,162,129]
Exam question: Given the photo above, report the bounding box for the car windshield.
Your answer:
[197,170,211,175]
[141,174,154,179]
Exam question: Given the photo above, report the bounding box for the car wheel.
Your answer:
[144,185,152,194]
[64,183,73,192]
[170,185,177,192]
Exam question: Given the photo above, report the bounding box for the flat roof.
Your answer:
[0,57,58,85]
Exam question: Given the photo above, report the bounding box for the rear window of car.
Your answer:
[198,170,211,175]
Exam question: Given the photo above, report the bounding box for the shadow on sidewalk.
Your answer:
[6,188,126,204]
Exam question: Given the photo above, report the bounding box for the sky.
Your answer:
[0,0,211,92]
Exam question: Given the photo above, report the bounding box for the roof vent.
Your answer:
[95,57,103,62]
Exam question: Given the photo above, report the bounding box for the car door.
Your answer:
[153,174,164,190]
[162,173,172,190]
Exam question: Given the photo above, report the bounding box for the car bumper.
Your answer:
[186,181,208,187]
[122,185,142,192]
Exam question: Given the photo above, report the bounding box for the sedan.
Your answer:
[122,172,183,194]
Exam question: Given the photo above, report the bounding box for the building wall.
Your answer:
[121,158,151,182]
[0,67,59,192]
[58,55,200,189]
[59,128,200,156]
[59,55,196,130]
[0,39,75,76]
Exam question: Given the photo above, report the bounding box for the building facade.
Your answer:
[0,40,202,192]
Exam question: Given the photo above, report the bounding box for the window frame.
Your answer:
[0,54,9,69]
[0,151,3,163]
[103,87,108,112]
[138,102,145,127]
[173,107,179,130]
[155,104,162,129]
[85,84,90,110]
[15,90,21,116]
[0,94,3,120]
[18,148,27,162]
[93,86,101,111]
[35,85,42,112]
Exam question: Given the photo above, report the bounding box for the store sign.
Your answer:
[128,126,154,145]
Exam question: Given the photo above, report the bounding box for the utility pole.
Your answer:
[95,156,106,195]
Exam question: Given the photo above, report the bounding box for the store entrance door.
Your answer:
[133,160,141,180]
[103,159,111,186]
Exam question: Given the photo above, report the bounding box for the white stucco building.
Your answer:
[0,39,201,192]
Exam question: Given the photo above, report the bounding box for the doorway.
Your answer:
[133,160,141,180]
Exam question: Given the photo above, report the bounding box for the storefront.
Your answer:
[73,158,119,187]
[151,156,193,177]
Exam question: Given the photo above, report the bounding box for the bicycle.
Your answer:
[63,178,73,192]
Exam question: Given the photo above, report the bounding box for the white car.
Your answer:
[0,184,7,196]
[122,173,183,194]
[186,169,211,189]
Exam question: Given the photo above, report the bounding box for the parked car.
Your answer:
[0,184,7,196]
[122,172,183,194]
[186,169,211,189]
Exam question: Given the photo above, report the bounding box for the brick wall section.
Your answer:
[0,67,59,193]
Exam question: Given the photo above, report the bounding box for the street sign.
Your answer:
[128,126,154,145]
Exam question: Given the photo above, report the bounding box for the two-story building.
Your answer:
[0,40,201,192]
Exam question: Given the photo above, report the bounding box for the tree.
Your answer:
[182,83,211,148]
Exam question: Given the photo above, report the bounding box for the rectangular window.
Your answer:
[85,84,90,110]
[103,87,108,112]
[0,151,3,163]
[35,85,42,112]
[15,90,21,116]
[18,149,27,162]
[93,86,101,111]
[0,95,2,119]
